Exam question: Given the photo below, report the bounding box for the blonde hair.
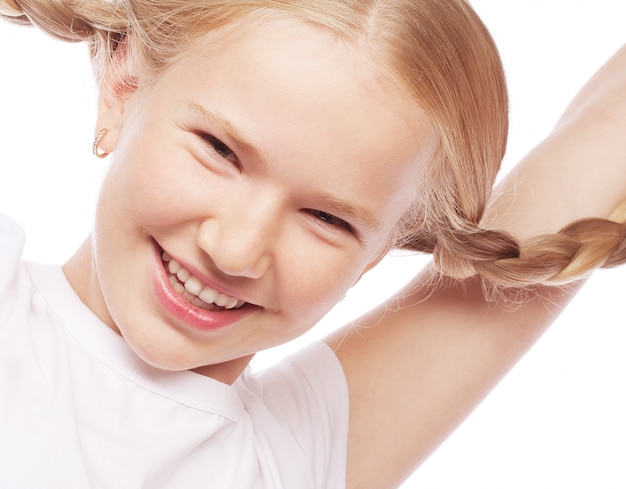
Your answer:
[3,0,626,287]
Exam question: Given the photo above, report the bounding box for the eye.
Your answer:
[307,209,353,233]
[196,132,239,166]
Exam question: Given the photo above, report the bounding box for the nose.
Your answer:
[196,192,280,279]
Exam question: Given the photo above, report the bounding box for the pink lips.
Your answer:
[151,243,256,331]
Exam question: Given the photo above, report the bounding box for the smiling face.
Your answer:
[64,17,435,382]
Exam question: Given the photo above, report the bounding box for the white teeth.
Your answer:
[169,275,185,294]
[176,268,191,282]
[162,251,245,310]
[182,290,195,302]
[191,296,211,309]
[199,287,218,304]
[168,259,181,275]
[184,276,203,296]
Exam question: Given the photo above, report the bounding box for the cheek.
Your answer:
[98,139,200,230]
[275,237,368,317]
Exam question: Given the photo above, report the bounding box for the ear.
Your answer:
[93,38,140,155]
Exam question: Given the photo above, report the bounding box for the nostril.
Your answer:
[196,218,273,279]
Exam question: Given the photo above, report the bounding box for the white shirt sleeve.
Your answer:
[241,342,350,489]
[0,215,26,330]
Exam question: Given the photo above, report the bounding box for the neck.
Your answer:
[192,354,255,384]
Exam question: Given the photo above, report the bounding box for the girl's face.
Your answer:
[66,18,435,382]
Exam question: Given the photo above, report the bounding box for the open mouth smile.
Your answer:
[161,251,247,311]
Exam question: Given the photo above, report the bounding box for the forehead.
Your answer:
[166,15,428,124]
[143,16,436,233]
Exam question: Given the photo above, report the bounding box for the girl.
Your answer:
[1,1,625,488]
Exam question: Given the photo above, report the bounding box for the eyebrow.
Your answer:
[182,99,381,232]
[182,99,265,163]
[316,192,382,232]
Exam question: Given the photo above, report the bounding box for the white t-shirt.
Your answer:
[0,216,349,489]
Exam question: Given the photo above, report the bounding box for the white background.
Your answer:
[1,2,625,488]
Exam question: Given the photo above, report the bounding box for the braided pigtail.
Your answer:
[0,0,25,21]
[517,201,626,285]
[368,0,626,289]
[7,0,622,287]
[421,200,626,288]
[0,0,128,81]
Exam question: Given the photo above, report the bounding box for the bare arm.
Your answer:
[485,45,626,241]
[325,45,626,489]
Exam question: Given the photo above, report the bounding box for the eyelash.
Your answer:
[307,209,354,233]
[193,130,354,235]
[195,132,239,167]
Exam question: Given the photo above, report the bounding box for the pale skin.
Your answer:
[60,16,626,489]
[64,20,432,384]
[327,45,626,488]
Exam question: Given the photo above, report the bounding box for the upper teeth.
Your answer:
[162,252,245,310]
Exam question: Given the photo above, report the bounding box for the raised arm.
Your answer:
[325,45,626,489]
[485,44,626,243]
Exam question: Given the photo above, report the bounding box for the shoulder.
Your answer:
[0,214,25,253]
[237,342,349,489]
[0,214,25,298]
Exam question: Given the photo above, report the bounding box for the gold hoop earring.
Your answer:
[92,128,110,159]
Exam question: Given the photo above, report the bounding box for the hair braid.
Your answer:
[430,199,626,287]
[0,0,23,19]
[1,0,127,39]
[9,0,621,289]
[431,226,520,281]
[1,0,128,82]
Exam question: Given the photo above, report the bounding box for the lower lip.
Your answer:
[151,243,256,332]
